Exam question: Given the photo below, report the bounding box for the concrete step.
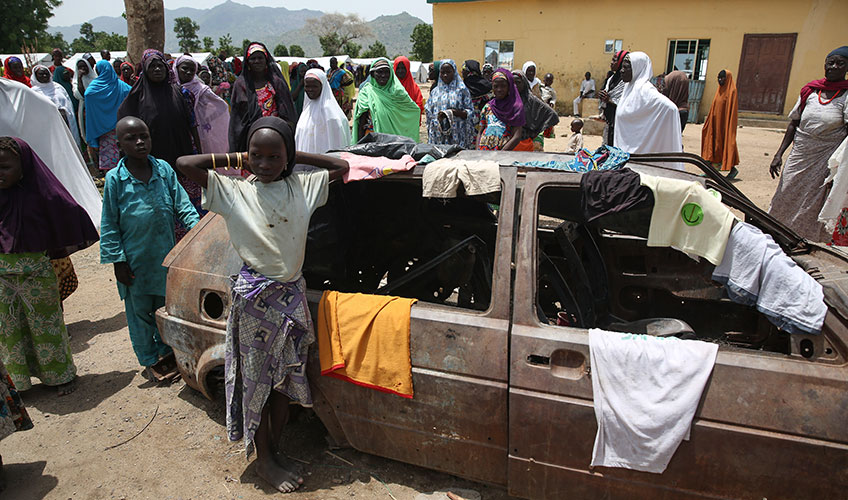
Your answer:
[738,117,789,129]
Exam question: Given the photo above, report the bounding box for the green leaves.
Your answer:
[410,23,432,63]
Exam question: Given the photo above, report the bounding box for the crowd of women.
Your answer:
[1,39,847,492]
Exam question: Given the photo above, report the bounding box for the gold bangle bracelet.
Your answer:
[226,153,232,170]
[238,152,243,170]
[211,154,216,170]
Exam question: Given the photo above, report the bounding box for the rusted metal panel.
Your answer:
[737,33,797,113]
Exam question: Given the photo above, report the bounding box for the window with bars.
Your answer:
[666,39,710,81]
[484,40,515,70]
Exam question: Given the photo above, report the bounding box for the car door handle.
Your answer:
[526,350,587,380]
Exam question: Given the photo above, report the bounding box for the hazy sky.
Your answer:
[49,0,433,26]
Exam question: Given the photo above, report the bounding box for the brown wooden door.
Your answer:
[737,33,797,113]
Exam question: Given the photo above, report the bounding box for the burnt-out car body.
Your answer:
[156,151,848,499]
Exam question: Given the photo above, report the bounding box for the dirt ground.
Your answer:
[3,121,786,500]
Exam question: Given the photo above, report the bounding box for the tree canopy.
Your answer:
[289,45,305,57]
[202,36,215,52]
[410,23,433,63]
[362,41,387,59]
[217,34,235,58]
[0,0,62,53]
[70,22,128,53]
[308,13,371,56]
[173,16,201,52]
[273,44,289,57]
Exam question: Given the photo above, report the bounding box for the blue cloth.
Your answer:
[124,291,170,366]
[84,60,131,144]
[100,156,200,298]
[513,145,630,173]
[328,68,345,90]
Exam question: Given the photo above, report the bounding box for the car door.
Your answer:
[308,168,517,486]
[507,171,848,499]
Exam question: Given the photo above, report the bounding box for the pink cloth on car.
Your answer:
[340,152,416,183]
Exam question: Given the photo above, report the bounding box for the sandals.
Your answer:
[146,353,180,383]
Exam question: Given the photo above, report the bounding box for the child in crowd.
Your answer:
[100,117,200,381]
[175,116,349,493]
[541,73,557,139]
[567,118,585,153]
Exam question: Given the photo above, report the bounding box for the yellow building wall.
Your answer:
[432,0,847,120]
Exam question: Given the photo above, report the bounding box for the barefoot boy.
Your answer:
[100,117,200,380]
[566,118,585,153]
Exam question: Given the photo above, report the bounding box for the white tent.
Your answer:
[0,53,51,68]
[274,55,351,70]
[409,61,431,83]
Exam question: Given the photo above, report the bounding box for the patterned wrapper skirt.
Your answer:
[0,358,34,440]
[0,252,77,390]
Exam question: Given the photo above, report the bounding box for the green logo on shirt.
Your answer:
[681,203,704,226]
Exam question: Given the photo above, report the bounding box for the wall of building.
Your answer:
[432,0,846,121]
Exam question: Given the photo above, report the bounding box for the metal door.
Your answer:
[737,33,796,113]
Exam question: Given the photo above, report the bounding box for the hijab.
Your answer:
[52,60,77,111]
[73,58,97,100]
[295,69,351,154]
[614,52,683,170]
[462,59,492,99]
[488,68,525,128]
[289,62,306,115]
[512,70,559,139]
[522,61,541,91]
[118,49,194,167]
[0,137,99,258]
[0,79,103,227]
[797,47,848,116]
[84,60,131,144]
[661,70,689,110]
[120,61,136,84]
[247,116,296,176]
[30,64,80,146]
[3,57,30,87]
[173,54,230,154]
[278,61,291,88]
[604,50,630,94]
[426,59,476,148]
[229,42,296,152]
[701,70,739,169]
[393,56,424,113]
[352,57,421,143]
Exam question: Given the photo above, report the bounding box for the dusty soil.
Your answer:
[3,121,785,500]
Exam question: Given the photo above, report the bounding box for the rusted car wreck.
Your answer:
[156,150,848,499]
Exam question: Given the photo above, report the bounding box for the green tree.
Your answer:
[362,41,387,59]
[241,39,251,55]
[410,23,433,62]
[202,36,214,52]
[343,41,361,59]
[0,0,62,53]
[36,32,70,54]
[217,33,234,57]
[273,44,289,57]
[307,13,371,56]
[173,17,201,52]
[70,22,127,53]
[289,45,305,57]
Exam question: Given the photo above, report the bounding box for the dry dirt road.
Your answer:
[4,122,786,500]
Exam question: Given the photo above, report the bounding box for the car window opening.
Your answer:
[536,185,791,355]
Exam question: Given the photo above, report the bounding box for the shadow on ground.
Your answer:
[67,311,127,355]
[1,460,58,499]
[22,370,136,416]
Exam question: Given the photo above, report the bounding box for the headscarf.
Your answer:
[797,47,848,116]
[614,52,683,170]
[661,70,689,111]
[173,54,230,154]
[232,57,242,76]
[701,70,739,170]
[522,61,541,91]
[352,57,421,143]
[488,68,525,127]
[207,55,227,86]
[30,64,80,146]
[289,62,306,114]
[462,59,492,99]
[228,42,296,152]
[512,70,559,139]
[430,60,442,90]
[51,60,77,112]
[0,137,99,258]
[119,61,136,84]
[84,60,131,144]
[604,50,630,96]
[295,69,351,154]
[117,49,194,167]
[278,61,290,88]
[393,56,424,113]
[0,79,103,227]
[72,58,97,100]
[3,57,30,87]
[247,116,296,177]
[425,59,476,148]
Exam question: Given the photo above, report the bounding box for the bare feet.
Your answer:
[57,379,76,396]
[256,456,303,493]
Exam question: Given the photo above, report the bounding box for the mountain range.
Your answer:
[47,0,427,58]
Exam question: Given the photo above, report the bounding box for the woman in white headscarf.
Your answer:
[295,68,351,154]
[30,64,80,147]
[614,51,683,170]
[522,61,542,99]
[72,56,97,145]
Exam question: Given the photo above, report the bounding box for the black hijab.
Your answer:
[462,60,492,99]
[246,116,296,178]
[117,49,194,168]
[229,42,296,152]
[513,70,559,139]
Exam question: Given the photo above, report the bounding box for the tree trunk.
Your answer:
[124,0,165,65]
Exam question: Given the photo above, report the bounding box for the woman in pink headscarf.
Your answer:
[173,54,230,154]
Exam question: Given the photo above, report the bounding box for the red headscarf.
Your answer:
[612,50,629,72]
[3,57,31,87]
[393,56,424,113]
[119,61,136,84]
[232,57,242,76]
[798,79,848,116]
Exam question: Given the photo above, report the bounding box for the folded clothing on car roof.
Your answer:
[339,152,416,183]
[422,158,501,198]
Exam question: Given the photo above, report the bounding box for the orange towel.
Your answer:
[317,290,417,398]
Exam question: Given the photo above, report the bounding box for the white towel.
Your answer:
[589,328,718,474]
[712,222,827,335]
[422,159,501,198]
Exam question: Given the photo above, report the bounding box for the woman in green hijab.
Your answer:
[352,58,421,143]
